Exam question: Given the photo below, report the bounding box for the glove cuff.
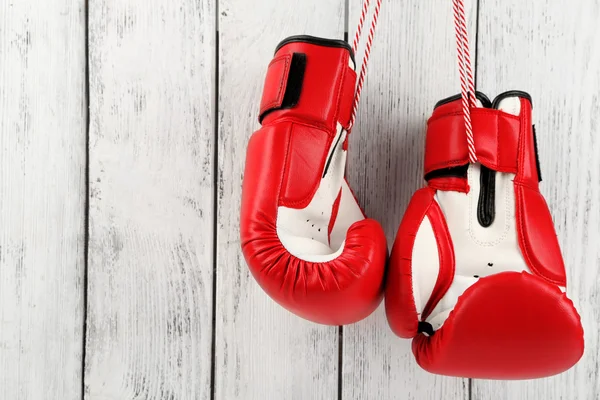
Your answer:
[424,91,541,187]
[259,35,357,131]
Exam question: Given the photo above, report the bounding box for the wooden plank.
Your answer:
[0,1,86,399]
[215,1,345,399]
[342,1,477,399]
[85,1,215,399]
[473,1,600,399]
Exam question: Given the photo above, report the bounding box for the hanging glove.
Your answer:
[240,36,387,325]
[385,91,584,379]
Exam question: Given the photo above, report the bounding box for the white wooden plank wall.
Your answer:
[0,1,599,399]
[85,0,215,399]
[0,1,87,399]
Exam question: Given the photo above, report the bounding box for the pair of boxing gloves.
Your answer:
[240,36,584,380]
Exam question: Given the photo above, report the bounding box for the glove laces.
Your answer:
[452,0,478,163]
[349,0,383,131]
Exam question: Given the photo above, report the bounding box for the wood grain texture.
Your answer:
[0,1,87,399]
[342,1,477,399]
[215,1,345,399]
[473,1,600,399]
[85,1,216,399]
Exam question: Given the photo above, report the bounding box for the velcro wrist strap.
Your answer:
[259,53,306,123]
[424,109,521,176]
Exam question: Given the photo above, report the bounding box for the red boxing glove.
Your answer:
[240,36,387,325]
[385,91,584,379]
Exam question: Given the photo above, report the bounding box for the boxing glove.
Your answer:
[385,91,584,379]
[240,36,387,325]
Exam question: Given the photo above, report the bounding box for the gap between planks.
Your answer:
[210,1,220,399]
[82,0,91,397]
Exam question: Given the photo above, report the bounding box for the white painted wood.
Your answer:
[85,1,216,399]
[342,1,477,399]
[0,1,86,399]
[215,1,345,399]
[473,1,600,398]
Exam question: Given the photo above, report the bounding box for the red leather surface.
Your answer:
[412,272,584,379]
[280,123,332,209]
[241,39,386,325]
[421,198,455,321]
[261,42,356,132]
[512,97,566,285]
[516,183,566,285]
[339,67,357,129]
[425,107,520,175]
[386,188,434,338]
[515,98,540,186]
[259,54,291,119]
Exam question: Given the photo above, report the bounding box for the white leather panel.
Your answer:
[436,165,529,279]
[499,96,521,116]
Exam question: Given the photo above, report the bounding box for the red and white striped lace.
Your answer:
[349,0,383,131]
[452,0,478,163]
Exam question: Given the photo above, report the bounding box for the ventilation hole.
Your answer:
[318,229,321,232]
[488,263,493,267]
[306,220,309,222]
[474,275,480,278]
[312,224,314,227]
